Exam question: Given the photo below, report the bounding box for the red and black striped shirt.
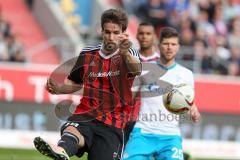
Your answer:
[67,44,140,128]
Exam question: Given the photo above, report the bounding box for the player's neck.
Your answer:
[139,47,154,57]
[159,58,175,68]
[101,48,118,56]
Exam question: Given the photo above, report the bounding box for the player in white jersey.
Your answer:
[125,22,160,143]
[122,27,201,160]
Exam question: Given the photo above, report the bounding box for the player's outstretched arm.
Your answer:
[45,78,82,94]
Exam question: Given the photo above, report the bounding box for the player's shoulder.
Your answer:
[80,44,101,54]
[175,63,193,75]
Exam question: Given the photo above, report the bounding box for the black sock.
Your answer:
[57,132,80,157]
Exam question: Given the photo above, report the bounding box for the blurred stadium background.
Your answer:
[0,0,240,159]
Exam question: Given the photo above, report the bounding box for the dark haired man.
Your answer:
[122,27,200,160]
[33,9,141,160]
[125,22,160,142]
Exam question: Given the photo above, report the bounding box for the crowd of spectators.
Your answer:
[121,0,240,76]
[0,12,25,63]
[28,0,240,76]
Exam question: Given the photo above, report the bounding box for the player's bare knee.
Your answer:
[63,126,85,147]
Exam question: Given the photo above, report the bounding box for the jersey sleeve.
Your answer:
[67,51,85,84]
[125,48,141,78]
[128,48,140,60]
[67,44,101,84]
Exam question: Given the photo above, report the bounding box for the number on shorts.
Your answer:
[171,147,183,160]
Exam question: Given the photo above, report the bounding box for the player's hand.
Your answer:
[119,32,132,53]
[190,104,201,123]
[45,78,60,94]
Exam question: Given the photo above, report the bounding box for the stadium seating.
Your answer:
[0,0,60,64]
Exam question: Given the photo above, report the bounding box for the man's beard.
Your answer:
[105,43,117,52]
[140,42,153,50]
[162,54,175,62]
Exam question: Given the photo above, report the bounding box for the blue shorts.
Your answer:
[122,128,183,160]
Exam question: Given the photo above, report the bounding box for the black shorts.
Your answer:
[124,121,136,143]
[60,119,125,160]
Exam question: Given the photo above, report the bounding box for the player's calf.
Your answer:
[58,131,80,157]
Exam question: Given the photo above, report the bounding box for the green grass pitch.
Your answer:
[0,148,87,160]
[0,148,221,160]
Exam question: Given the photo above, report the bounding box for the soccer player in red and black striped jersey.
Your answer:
[33,9,141,160]
[125,22,160,142]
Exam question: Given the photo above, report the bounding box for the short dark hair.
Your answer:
[101,9,128,32]
[159,27,179,43]
[138,22,154,27]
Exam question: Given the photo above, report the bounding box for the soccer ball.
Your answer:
[163,84,194,114]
